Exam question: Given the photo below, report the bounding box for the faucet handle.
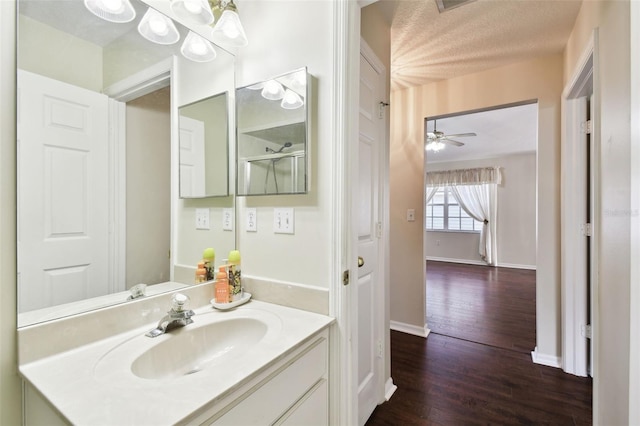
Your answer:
[171,293,190,312]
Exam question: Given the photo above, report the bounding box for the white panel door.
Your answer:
[357,52,384,426]
[17,70,110,312]
[179,116,206,197]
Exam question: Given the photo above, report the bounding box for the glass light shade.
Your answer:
[181,31,217,62]
[84,0,136,23]
[211,9,248,47]
[426,141,445,152]
[261,80,285,101]
[138,8,180,45]
[170,0,214,25]
[281,89,304,110]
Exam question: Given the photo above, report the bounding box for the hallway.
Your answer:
[366,262,592,424]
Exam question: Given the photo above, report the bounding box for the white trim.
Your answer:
[107,99,126,294]
[390,321,431,338]
[104,58,172,102]
[384,378,397,401]
[498,262,537,271]
[531,346,562,369]
[426,256,486,266]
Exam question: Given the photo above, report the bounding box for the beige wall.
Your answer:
[126,88,171,288]
[426,153,537,268]
[390,53,563,356]
[564,1,632,423]
[0,1,22,423]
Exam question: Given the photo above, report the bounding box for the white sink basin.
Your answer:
[93,308,282,383]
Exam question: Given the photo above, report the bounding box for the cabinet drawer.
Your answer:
[213,336,327,425]
[276,379,328,426]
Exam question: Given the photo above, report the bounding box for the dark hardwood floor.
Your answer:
[366,261,592,425]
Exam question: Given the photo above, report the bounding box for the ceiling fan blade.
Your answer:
[444,139,465,147]
[445,132,477,138]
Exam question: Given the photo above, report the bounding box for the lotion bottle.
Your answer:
[215,266,230,303]
[228,250,243,301]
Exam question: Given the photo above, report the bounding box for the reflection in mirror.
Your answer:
[237,68,309,195]
[179,92,229,198]
[16,0,235,327]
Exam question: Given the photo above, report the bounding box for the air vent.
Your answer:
[435,0,476,13]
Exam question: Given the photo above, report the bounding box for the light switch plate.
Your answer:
[195,208,210,230]
[222,208,233,231]
[273,208,294,234]
[407,209,416,222]
[246,208,257,232]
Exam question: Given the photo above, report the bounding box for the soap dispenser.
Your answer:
[214,266,230,304]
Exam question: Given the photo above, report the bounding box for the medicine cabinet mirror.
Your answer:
[179,92,230,198]
[16,0,236,327]
[236,68,309,195]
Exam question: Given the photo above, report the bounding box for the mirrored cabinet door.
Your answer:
[236,68,309,196]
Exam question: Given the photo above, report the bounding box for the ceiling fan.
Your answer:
[425,120,477,152]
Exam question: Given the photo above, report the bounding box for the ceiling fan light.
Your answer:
[171,0,215,25]
[261,80,285,101]
[138,8,180,45]
[426,141,445,152]
[181,31,217,62]
[281,89,304,109]
[84,0,136,23]
[211,8,248,47]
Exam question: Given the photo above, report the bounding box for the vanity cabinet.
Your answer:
[185,329,329,425]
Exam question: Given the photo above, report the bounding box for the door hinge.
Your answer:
[581,324,592,339]
[342,269,350,286]
[581,120,592,135]
[375,222,382,238]
[378,101,389,119]
[581,223,592,237]
[377,340,383,358]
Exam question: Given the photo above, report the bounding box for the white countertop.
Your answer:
[19,300,334,425]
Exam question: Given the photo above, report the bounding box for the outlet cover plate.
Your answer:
[222,208,233,231]
[273,208,294,234]
[246,208,257,232]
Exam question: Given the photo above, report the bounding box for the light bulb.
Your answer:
[138,8,180,45]
[149,15,168,35]
[222,21,240,39]
[281,89,303,109]
[181,31,217,62]
[261,80,285,100]
[102,0,123,11]
[183,0,202,14]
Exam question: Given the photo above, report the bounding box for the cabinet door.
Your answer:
[276,380,328,426]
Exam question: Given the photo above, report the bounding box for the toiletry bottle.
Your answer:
[228,250,243,301]
[215,266,230,303]
[195,261,207,283]
[203,247,215,281]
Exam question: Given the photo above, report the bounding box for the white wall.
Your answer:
[426,153,537,269]
[564,1,632,423]
[126,88,171,288]
[0,1,22,422]
[234,0,334,289]
[390,53,563,355]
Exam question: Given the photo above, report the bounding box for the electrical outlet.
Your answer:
[407,209,416,222]
[273,208,294,234]
[222,208,233,231]
[246,208,257,232]
[195,208,210,230]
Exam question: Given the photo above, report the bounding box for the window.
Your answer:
[426,187,483,232]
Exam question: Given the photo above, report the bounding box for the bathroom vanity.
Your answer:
[19,284,334,425]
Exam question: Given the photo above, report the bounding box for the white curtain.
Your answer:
[448,183,498,266]
[426,167,500,266]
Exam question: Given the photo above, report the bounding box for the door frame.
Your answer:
[560,29,599,379]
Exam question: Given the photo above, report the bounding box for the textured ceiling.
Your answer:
[382,0,582,91]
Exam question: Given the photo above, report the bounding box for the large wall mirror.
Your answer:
[16,0,236,327]
[236,68,309,195]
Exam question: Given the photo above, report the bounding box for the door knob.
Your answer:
[358,256,364,267]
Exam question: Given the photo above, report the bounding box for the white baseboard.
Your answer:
[384,377,397,401]
[531,346,562,368]
[390,320,431,338]
[426,256,536,270]
[426,256,486,266]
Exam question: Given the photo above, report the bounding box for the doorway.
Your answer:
[424,102,539,352]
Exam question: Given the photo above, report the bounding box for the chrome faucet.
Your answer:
[145,293,195,337]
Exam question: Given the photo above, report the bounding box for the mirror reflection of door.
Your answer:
[179,116,206,197]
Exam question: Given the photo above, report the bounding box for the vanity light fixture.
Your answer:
[280,89,304,110]
[138,7,180,45]
[261,80,285,101]
[209,0,248,47]
[181,31,217,62]
[84,0,136,23]
[171,0,215,25]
